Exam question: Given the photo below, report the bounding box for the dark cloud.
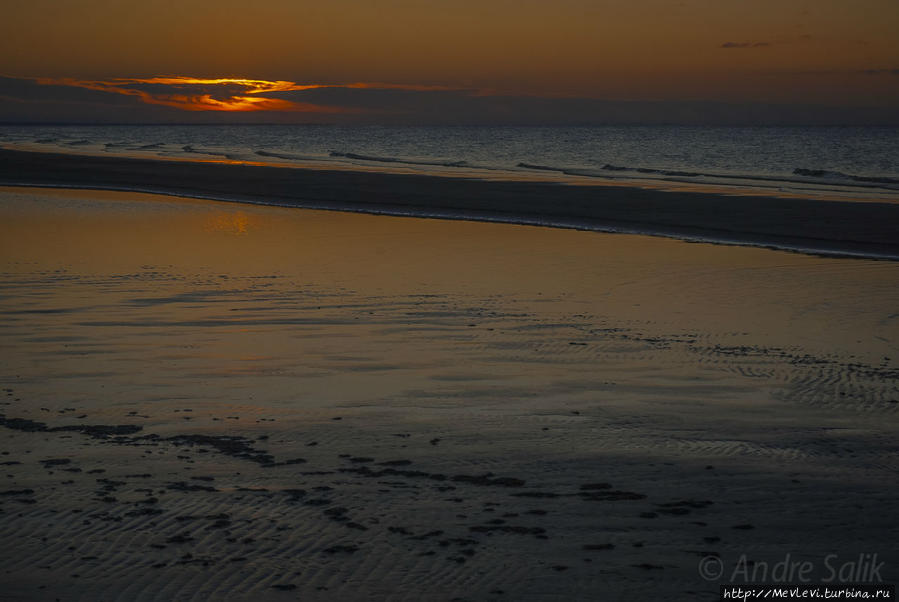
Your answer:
[0,76,139,106]
[117,81,252,97]
[1,75,897,126]
[0,76,185,122]
[858,68,899,76]
[266,86,899,126]
[721,42,771,48]
[0,76,357,119]
[268,87,477,114]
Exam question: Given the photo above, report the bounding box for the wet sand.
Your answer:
[0,187,897,601]
[1,147,899,259]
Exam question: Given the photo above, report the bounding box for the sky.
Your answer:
[1,0,897,124]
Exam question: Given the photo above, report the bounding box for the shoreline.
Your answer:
[2,147,898,260]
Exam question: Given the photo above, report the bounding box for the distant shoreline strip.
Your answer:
[1,148,898,261]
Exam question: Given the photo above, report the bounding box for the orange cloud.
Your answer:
[32,76,465,113]
[33,76,359,112]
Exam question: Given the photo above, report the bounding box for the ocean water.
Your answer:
[1,124,897,199]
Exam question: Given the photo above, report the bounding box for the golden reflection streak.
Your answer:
[205,211,251,235]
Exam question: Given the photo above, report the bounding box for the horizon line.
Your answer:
[3,121,899,128]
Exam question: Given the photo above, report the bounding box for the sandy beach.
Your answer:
[0,186,897,601]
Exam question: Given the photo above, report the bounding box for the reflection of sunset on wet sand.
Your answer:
[0,187,897,599]
[205,211,251,235]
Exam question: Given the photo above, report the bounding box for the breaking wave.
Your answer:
[793,168,899,186]
[518,161,899,191]
[330,151,469,168]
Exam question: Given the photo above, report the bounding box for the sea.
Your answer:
[1,124,897,200]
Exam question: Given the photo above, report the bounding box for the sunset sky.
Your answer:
[1,0,897,124]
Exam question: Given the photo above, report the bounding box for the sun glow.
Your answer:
[34,76,350,112]
[33,76,455,113]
